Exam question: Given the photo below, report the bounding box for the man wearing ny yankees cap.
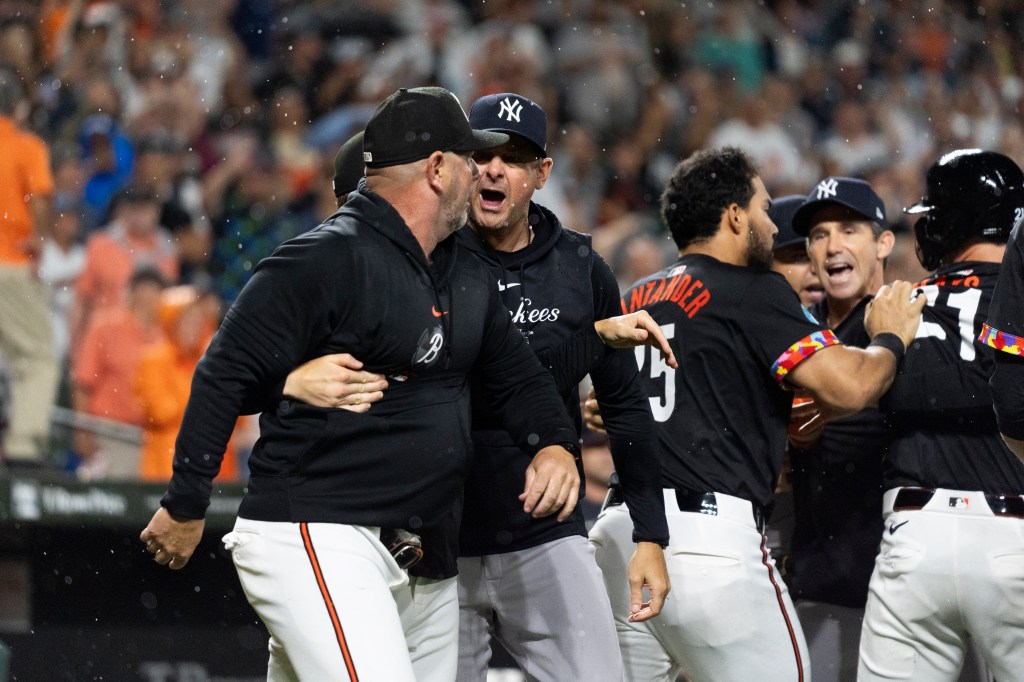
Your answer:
[784,176,896,682]
[450,92,670,680]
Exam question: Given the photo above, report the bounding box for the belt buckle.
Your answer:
[380,528,424,570]
[696,492,718,517]
[600,486,622,512]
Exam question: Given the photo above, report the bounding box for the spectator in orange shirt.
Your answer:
[72,267,166,479]
[69,183,179,357]
[0,67,60,469]
[135,285,237,482]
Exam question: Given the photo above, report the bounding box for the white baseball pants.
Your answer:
[590,490,809,682]
[859,487,1024,681]
[224,518,458,681]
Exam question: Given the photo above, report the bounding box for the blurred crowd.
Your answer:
[0,0,1022,482]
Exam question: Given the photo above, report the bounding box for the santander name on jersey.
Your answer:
[621,263,711,318]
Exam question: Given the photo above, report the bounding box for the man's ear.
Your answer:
[425,151,446,194]
[534,157,553,190]
[725,202,745,236]
[877,229,896,260]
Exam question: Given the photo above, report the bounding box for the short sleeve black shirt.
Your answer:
[621,254,840,507]
[882,261,1024,494]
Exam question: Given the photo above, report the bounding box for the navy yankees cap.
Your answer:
[363,87,508,168]
[333,131,364,198]
[791,177,887,236]
[468,92,547,157]
[768,195,807,249]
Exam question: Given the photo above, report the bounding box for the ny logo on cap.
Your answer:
[816,178,839,199]
[876,207,884,221]
[498,97,523,123]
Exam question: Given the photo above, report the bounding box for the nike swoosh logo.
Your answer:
[497,280,521,291]
[431,306,448,317]
[889,520,909,535]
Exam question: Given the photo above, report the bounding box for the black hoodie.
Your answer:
[454,202,668,555]
[161,187,578,544]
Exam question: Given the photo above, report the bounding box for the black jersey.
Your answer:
[789,296,885,607]
[982,224,1024,439]
[882,261,1024,494]
[621,254,840,508]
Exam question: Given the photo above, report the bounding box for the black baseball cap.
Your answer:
[468,92,547,157]
[333,131,364,198]
[792,177,887,235]
[362,87,508,168]
[768,195,806,249]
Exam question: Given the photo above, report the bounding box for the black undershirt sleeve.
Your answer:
[587,256,669,545]
[534,326,606,394]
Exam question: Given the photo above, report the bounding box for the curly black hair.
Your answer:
[661,147,759,250]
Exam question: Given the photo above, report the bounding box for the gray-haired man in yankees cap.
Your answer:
[449,92,670,681]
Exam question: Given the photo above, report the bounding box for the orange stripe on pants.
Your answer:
[300,522,360,681]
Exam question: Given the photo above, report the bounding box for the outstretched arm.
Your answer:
[589,258,670,619]
[144,232,349,568]
[788,282,925,416]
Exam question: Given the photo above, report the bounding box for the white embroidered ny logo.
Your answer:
[498,97,523,123]
[816,178,838,199]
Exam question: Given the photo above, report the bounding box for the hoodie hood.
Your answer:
[339,182,461,288]
[338,182,434,270]
[330,182,458,368]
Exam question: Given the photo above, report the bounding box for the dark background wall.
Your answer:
[0,477,268,681]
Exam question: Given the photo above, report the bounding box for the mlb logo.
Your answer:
[667,264,688,278]
[948,496,970,509]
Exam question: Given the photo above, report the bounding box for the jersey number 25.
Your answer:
[634,323,675,422]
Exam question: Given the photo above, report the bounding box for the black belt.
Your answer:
[893,487,1024,518]
[603,484,769,532]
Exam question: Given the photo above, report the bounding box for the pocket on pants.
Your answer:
[875,533,926,577]
[223,528,261,557]
[988,549,1024,610]
[670,550,754,646]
